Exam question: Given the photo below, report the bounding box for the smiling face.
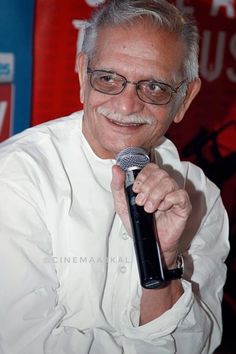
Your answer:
[77,21,201,159]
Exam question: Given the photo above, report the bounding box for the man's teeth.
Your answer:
[108,118,142,126]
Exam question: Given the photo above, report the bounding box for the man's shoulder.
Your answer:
[0,111,83,150]
[35,110,83,132]
[0,111,82,155]
[0,111,84,178]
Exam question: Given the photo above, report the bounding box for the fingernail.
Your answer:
[145,201,153,212]
[136,193,145,204]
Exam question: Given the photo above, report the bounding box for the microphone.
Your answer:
[116,147,165,289]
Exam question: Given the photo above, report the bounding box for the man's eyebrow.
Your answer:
[90,66,173,85]
[88,61,115,72]
[142,75,173,86]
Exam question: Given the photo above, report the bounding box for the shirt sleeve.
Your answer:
[0,179,94,354]
[118,181,230,354]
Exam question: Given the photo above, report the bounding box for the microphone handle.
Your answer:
[125,169,165,289]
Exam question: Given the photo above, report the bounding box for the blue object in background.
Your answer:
[0,0,35,135]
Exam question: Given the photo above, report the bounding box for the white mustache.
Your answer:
[97,107,154,125]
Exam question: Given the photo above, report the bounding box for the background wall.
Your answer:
[0,1,235,352]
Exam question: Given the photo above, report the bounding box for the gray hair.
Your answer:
[81,0,199,82]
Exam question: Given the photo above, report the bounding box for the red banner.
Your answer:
[0,84,14,141]
[32,0,93,123]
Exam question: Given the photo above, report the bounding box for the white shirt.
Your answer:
[0,111,229,354]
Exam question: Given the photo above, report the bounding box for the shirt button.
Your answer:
[120,266,127,273]
[122,232,129,240]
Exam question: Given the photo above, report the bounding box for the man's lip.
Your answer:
[106,117,144,127]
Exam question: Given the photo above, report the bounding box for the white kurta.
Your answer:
[0,111,229,354]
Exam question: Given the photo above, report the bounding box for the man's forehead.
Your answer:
[94,22,183,55]
[91,24,184,80]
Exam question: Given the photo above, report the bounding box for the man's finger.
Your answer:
[111,165,125,192]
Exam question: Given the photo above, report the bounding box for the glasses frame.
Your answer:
[87,67,187,106]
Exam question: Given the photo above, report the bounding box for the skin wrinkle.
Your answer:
[91,23,184,84]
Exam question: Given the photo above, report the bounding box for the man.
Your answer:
[0,1,229,353]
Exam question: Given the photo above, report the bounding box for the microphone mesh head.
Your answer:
[116,147,150,171]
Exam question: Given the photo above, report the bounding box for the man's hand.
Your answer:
[111,163,192,268]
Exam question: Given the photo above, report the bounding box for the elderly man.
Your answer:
[0,1,229,353]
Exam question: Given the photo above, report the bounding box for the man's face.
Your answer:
[78,22,200,159]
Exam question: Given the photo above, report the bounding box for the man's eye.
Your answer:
[147,82,162,92]
[98,75,115,83]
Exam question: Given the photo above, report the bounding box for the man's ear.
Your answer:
[76,52,88,104]
[174,78,201,123]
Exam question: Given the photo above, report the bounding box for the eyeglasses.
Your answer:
[87,67,187,106]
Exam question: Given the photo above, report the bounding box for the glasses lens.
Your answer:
[138,81,172,105]
[90,70,125,94]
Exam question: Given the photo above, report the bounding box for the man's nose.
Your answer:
[111,83,144,115]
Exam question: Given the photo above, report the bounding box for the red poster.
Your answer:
[32,0,94,124]
[0,84,14,142]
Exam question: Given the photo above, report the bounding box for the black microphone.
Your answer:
[116,147,165,289]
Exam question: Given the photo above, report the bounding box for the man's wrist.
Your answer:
[163,254,184,281]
